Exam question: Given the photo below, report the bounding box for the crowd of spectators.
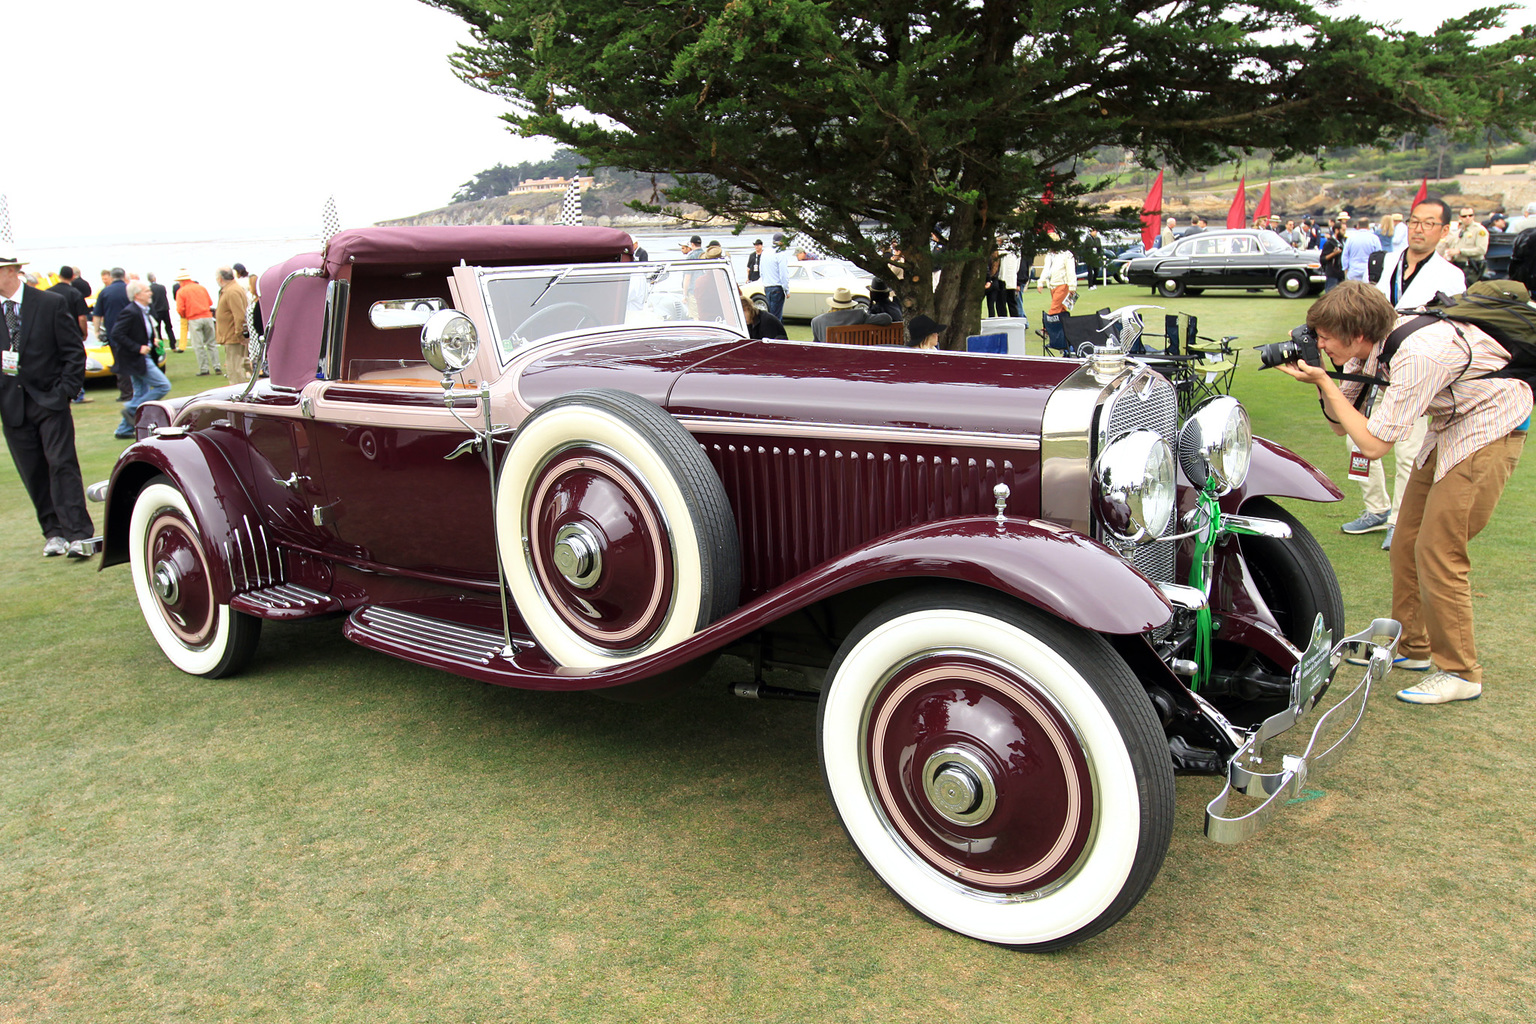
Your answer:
[3,256,262,564]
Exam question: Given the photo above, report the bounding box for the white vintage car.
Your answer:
[742,258,873,320]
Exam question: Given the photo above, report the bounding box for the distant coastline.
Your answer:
[377,178,732,231]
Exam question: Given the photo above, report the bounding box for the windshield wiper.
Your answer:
[530,267,573,308]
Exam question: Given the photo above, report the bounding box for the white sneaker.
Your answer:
[1397,671,1482,705]
[42,536,68,557]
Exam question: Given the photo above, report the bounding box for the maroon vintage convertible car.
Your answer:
[96,225,1398,950]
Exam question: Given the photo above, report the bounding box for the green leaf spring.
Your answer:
[1185,478,1223,691]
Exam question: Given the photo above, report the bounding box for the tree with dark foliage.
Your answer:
[426,0,1536,347]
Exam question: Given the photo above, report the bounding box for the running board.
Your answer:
[346,605,525,671]
[230,584,344,620]
[341,603,712,694]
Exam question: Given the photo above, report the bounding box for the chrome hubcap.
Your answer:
[552,523,602,589]
[152,560,179,604]
[922,748,998,826]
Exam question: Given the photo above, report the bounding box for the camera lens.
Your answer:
[1255,340,1299,368]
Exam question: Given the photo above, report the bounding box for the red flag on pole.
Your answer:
[1140,169,1164,250]
[1040,173,1057,236]
[1227,176,1247,229]
[1254,182,1272,226]
[1412,177,1428,209]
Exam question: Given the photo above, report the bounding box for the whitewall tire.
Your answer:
[818,589,1174,949]
[129,480,260,677]
[496,389,739,668]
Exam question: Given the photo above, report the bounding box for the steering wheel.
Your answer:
[509,302,600,345]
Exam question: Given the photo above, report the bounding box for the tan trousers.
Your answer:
[1390,433,1525,682]
[222,342,249,385]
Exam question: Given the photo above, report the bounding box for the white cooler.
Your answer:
[981,316,1031,356]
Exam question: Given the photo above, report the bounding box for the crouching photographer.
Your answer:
[1275,280,1531,705]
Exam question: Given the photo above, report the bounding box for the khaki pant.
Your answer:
[187,317,217,374]
[1390,433,1525,682]
[222,342,249,385]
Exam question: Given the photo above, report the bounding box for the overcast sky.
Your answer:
[3,0,1518,248]
[6,0,553,245]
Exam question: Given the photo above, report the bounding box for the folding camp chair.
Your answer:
[1056,310,1116,356]
[1131,313,1205,415]
[965,332,1008,354]
[1180,314,1241,406]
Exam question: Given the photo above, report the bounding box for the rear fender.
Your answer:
[100,434,281,603]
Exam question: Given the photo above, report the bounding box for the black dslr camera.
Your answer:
[1255,324,1321,369]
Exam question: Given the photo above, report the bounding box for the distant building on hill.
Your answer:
[512,175,596,194]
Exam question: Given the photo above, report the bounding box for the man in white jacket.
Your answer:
[1343,198,1468,549]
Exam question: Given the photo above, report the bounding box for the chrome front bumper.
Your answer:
[1204,615,1401,844]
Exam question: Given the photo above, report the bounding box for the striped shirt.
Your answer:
[1339,316,1532,481]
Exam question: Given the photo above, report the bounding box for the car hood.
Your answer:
[671,340,1071,436]
[517,335,1075,437]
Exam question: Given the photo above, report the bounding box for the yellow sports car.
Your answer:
[84,338,167,379]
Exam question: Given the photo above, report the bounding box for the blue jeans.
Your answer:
[765,286,786,321]
[119,362,171,436]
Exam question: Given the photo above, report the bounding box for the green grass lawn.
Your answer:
[2,309,1533,1023]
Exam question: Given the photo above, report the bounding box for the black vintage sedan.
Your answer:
[1124,229,1324,299]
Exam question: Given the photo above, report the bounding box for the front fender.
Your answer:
[795,516,1174,634]
[1225,435,1342,511]
[100,433,275,603]
[439,516,1174,693]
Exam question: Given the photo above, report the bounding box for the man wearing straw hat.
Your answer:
[0,254,95,558]
[810,286,890,343]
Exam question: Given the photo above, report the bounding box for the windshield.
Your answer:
[479,259,746,358]
[1258,230,1290,253]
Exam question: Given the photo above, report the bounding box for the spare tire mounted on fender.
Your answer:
[496,388,740,668]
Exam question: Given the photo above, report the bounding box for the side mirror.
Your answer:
[421,309,479,373]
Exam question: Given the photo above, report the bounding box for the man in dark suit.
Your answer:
[69,266,92,305]
[0,255,95,558]
[92,267,133,400]
[110,282,171,439]
[147,272,177,351]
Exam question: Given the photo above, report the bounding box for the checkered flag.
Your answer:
[793,207,827,259]
[0,194,12,249]
[321,195,341,244]
[558,178,582,226]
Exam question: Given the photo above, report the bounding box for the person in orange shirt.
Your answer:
[173,270,218,376]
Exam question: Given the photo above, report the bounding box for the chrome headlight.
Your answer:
[1094,429,1176,543]
[1177,395,1251,494]
[421,309,479,372]
[85,357,104,372]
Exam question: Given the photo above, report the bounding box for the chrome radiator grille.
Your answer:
[1099,370,1180,589]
